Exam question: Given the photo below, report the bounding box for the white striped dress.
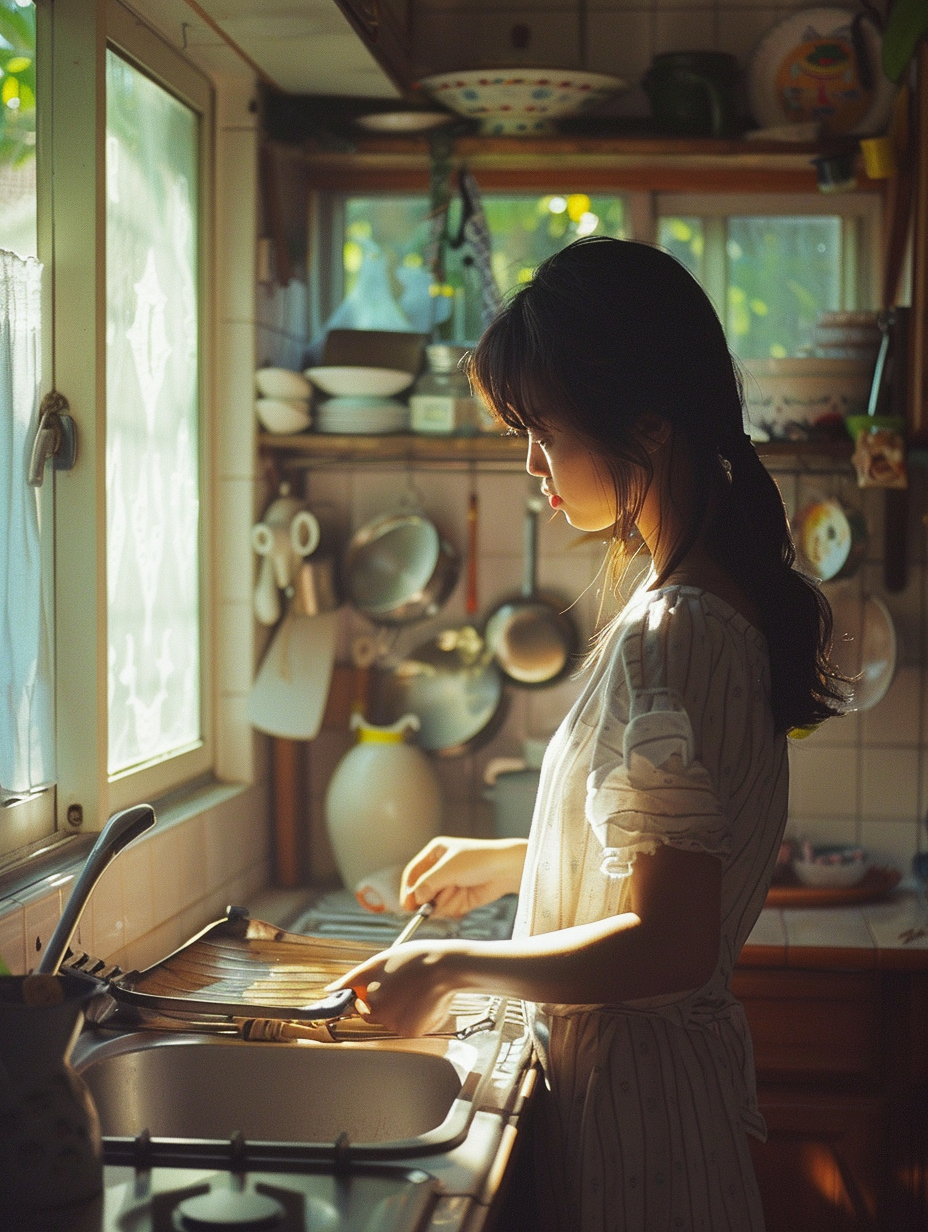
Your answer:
[514,584,788,1232]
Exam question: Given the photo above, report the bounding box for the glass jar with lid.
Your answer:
[409,345,496,435]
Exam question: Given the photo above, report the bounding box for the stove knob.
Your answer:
[176,1188,285,1230]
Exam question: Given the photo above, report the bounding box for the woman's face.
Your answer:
[525,426,618,532]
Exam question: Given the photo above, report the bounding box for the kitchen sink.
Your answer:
[74,1030,499,1153]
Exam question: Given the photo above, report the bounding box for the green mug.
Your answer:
[642,52,741,138]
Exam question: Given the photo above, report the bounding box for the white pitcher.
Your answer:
[324,713,441,891]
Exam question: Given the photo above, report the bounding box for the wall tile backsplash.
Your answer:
[304,456,927,885]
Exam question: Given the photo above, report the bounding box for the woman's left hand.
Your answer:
[326,941,467,1037]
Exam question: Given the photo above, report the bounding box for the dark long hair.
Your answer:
[469,236,843,733]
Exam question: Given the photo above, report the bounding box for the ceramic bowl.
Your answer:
[255,397,312,435]
[305,366,415,398]
[793,844,871,888]
[741,358,874,441]
[255,367,312,400]
[416,69,627,136]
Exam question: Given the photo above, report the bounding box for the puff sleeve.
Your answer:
[583,611,731,879]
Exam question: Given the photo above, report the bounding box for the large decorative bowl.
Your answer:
[417,69,627,135]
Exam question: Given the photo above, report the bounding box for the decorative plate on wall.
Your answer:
[748,7,896,136]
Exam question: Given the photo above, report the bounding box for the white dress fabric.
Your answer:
[513,584,789,1232]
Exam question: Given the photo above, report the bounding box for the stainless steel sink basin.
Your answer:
[75,1031,496,1152]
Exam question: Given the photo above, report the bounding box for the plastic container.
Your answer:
[324,714,441,889]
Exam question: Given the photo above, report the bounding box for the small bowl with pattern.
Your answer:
[792,843,871,888]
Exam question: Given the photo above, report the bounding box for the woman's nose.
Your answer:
[526,439,548,476]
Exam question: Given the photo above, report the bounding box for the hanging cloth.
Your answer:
[452,169,501,331]
[0,249,54,793]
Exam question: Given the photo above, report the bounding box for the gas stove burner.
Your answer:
[175,1187,286,1230]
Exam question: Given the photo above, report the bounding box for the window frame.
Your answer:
[49,0,216,835]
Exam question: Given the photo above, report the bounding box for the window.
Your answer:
[656,193,879,359]
[313,187,877,357]
[0,0,214,857]
[317,191,628,342]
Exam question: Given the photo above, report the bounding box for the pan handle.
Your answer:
[523,498,542,597]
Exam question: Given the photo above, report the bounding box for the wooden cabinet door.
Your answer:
[750,1093,887,1232]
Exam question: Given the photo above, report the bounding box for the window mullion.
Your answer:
[50,0,109,835]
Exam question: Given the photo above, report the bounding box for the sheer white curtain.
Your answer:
[0,249,53,792]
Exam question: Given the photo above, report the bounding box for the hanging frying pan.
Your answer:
[483,497,578,686]
[824,579,897,711]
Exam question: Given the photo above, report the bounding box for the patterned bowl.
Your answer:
[416,69,627,135]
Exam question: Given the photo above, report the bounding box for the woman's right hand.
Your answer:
[401,837,527,917]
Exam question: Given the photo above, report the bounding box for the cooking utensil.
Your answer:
[824,578,897,710]
[246,605,339,740]
[371,625,507,757]
[37,804,156,976]
[483,497,578,686]
[343,507,459,625]
[792,496,867,580]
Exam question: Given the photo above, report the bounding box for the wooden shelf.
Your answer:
[299,133,881,194]
[259,431,854,469]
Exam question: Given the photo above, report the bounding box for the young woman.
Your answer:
[330,238,843,1231]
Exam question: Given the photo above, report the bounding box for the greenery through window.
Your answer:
[658,214,843,360]
[0,0,36,258]
[341,193,627,342]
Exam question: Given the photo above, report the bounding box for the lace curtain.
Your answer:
[0,249,53,792]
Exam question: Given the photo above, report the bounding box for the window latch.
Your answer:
[28,390,77,487]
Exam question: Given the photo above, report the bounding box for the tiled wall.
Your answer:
[303,456,927,885]
[410,0,880,122]
[0,785,269,976]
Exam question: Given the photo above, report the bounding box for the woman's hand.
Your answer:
[326,940,467,1037]
[401,836,527,916]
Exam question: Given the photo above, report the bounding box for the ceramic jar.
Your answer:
[324,713,442,890]
[0,972,103,1227]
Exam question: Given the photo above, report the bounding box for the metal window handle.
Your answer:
[28,390,77,487]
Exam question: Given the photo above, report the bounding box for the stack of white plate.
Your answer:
[316,397,410,435]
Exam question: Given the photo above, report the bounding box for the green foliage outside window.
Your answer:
[0,0,36,257]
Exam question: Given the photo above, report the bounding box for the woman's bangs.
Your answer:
[469,319,564,437]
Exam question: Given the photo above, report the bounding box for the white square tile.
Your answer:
[120,839,155,945]
[797,709,859,747]
[217,599,255,696]
[861,665,920,747]
[89,861,126,960]
[788,814,859,848]
[860,818,919,875]
[586,10,652,79]
[215,320,258,481]
[653,9,716,54]
[860,747,918,820]
[475,473,530,556]
[787,743,859,818]
[19,882,64,972]
[217,691,259,785]
[216,128,258,324]
[0,902,26,974]
[217,477,256,606]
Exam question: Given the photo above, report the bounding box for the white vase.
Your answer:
[324,713,441,891]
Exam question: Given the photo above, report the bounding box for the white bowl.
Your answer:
[741,358,874,442]
[304,366,415,398]
[255,397,312,435]
[417,69,627,136]
[793,847,871,888]
[256,367,312,399]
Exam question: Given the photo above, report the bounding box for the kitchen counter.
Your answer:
[741,885,928,971]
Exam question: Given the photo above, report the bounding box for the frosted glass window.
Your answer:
[105,50,200,776]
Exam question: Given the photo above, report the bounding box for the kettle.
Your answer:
[642,52,740,138]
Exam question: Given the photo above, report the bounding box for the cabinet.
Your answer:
[733,967,928,1231]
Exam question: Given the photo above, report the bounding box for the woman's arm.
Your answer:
[330,844,722,1037]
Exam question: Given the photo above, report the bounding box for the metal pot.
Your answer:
[483,497,578,686]
[371,625,507,757]
[343,509,459,625]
